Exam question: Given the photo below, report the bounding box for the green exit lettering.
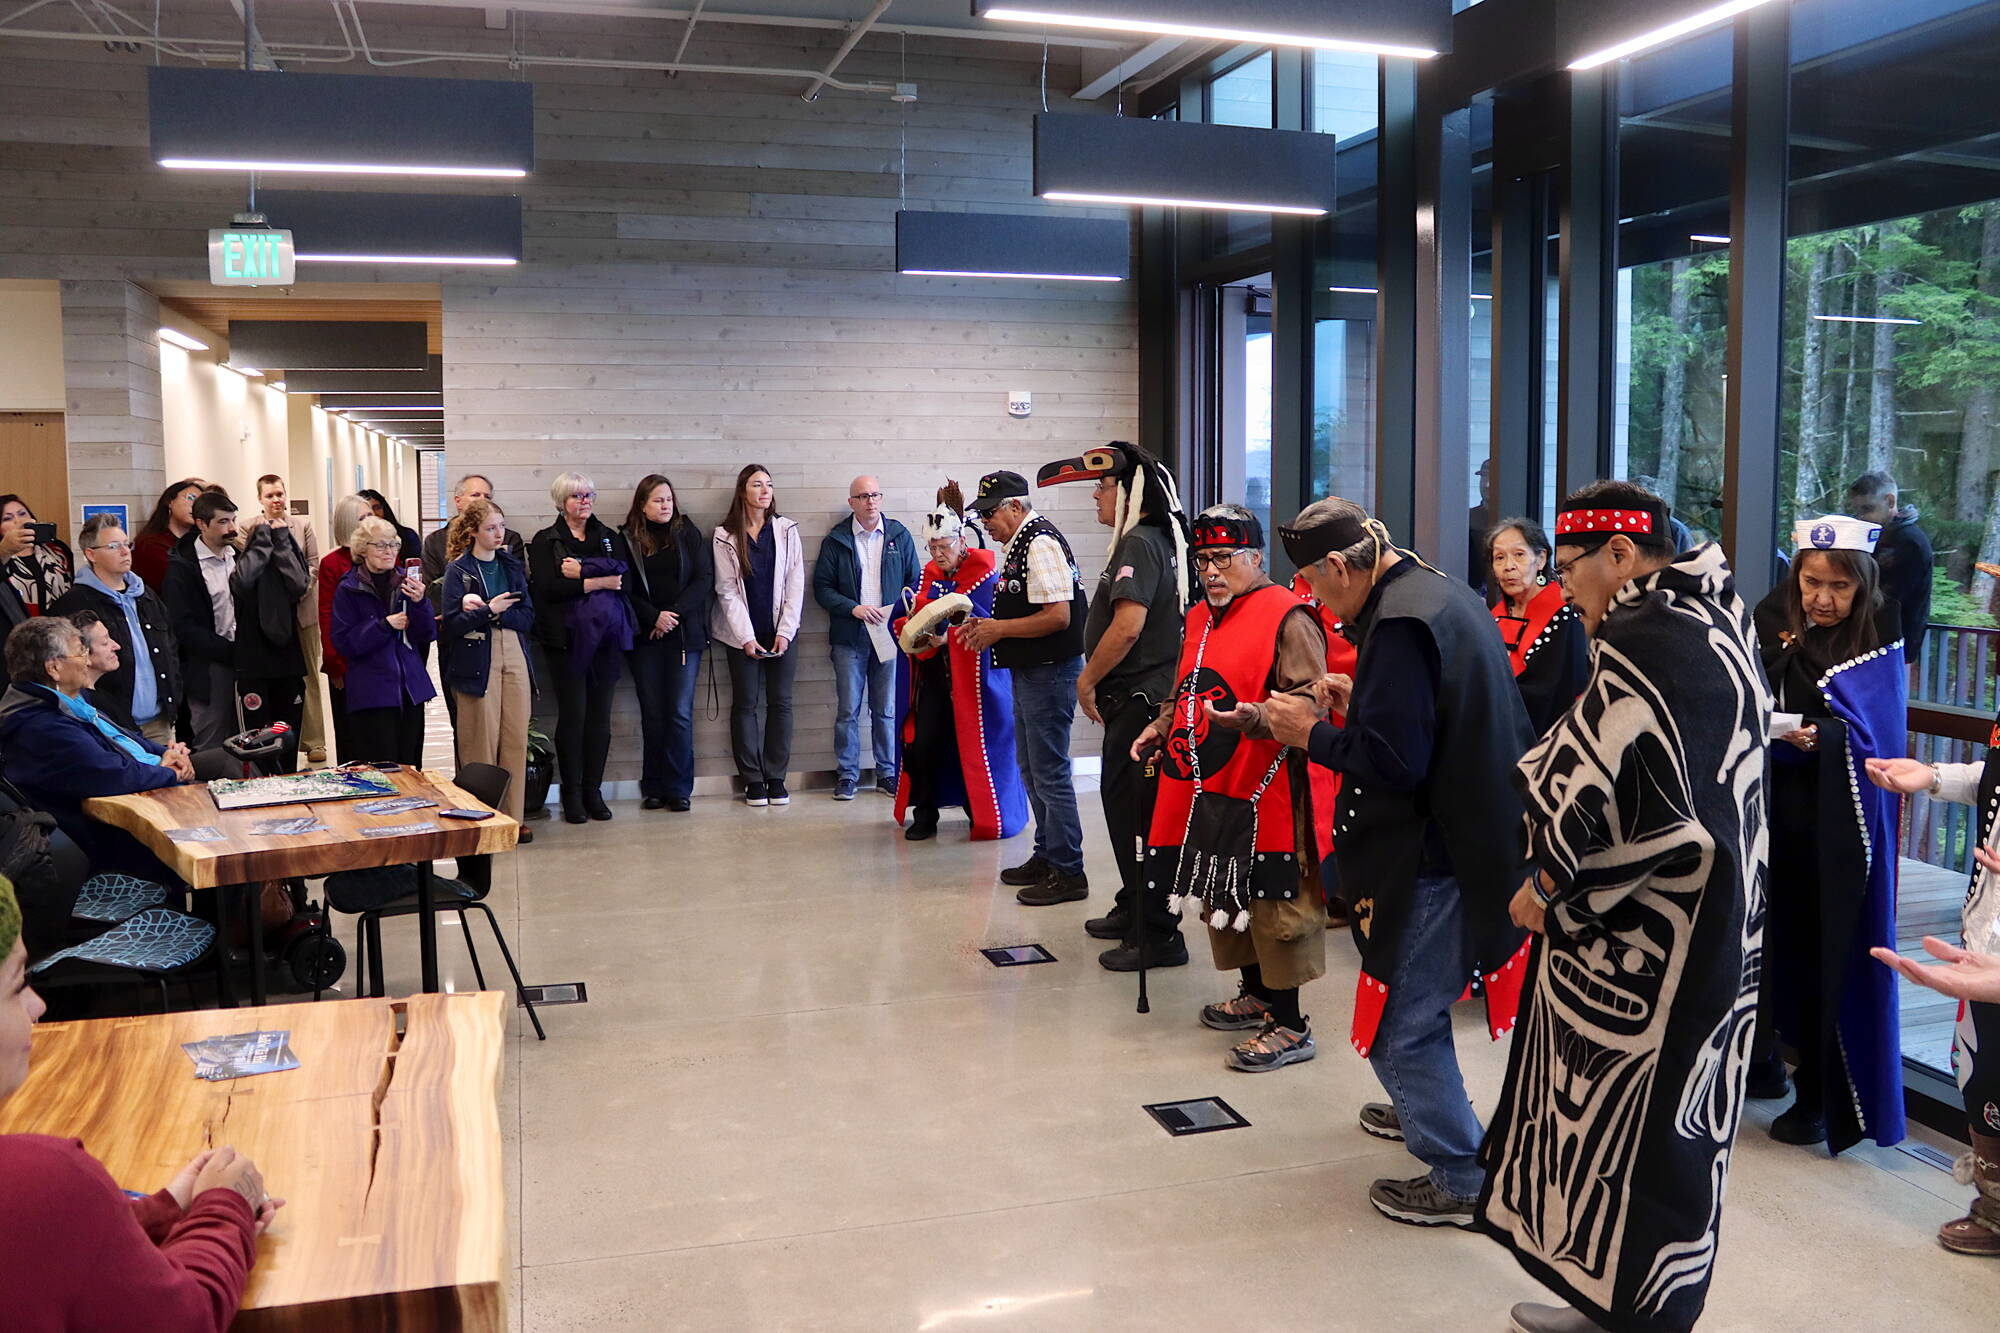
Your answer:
[224,232,279,280]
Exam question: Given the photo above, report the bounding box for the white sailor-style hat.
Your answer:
[1792,514,1882,554]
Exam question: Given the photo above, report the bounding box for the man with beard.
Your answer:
[1479,480,1771,1333]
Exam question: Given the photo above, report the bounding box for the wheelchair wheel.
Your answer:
[287,930,347,993]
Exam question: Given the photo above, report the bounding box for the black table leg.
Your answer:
[210,883,239,1008]
[416,859,440,993]
[246,883,268,1007]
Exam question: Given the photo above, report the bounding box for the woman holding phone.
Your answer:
[442,499,537,838]
[0,495,74,615]
[712,464,804,806]
[329,515,436,765]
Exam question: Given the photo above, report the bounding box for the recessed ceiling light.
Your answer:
[293,253,519,266]
[158,327,209,352]
[223,364,263,377]
[158,158,526,179]
[976,5,1442,58]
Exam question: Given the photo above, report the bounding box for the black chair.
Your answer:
[336,763,545,1040]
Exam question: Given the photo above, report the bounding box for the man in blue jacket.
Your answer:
[0,615,192,882]
[813,476,920,801]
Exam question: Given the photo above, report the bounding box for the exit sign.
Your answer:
[207,228,295,286]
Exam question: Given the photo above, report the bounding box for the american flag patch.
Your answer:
[1116,565,1135,581]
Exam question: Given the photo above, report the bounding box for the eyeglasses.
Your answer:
[850,492,883,502]
[363,541,400,552]
[568,492,595,502]
[1550,548,1595,586]
[1192,549,1247,570]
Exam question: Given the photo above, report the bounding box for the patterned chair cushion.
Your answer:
[71,873,170,924]
[30,909,215,976]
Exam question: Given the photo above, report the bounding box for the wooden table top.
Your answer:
[84,768,519,889]
[0,994,508,1332]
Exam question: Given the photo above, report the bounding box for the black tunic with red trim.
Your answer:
[1145,583,1317,912]
[1493,580,1590,737]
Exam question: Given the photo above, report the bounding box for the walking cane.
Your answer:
[1133,716,1163,1015]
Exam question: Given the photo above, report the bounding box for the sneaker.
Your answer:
[1358,1102,1405,1142]
[1084,907,1130,940]
[1509,1303,1611,1333]
[1226,1016,1316,1072]
[1016,870,1087,906]
[1097,937,1189,971]
[1001,855,1051,887]
[1199,986,1272,1032]
[767,781,791,806]
[876,776,898,797]
[833,778,858,801]
[1368,1174,1479,1229]
[744,782,769,807]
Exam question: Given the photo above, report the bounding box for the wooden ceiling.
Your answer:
[151,282,443,355]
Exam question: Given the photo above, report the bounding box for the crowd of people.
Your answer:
[1,452,1997,1332]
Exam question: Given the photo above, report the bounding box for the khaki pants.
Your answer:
[139,715,175,747]
[298,628,327,755]
[1206,891,1329,990]
[452,631,531,821]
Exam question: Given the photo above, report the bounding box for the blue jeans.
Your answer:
[832,642,896,785]
[1366,874,1487,1199]
[629,638,703,800]
[1009,657,1084,875]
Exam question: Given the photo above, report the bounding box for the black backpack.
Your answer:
[0,789,86,959]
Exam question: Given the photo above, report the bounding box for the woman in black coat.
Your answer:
[619,474,715,812]
[528,472,642,824]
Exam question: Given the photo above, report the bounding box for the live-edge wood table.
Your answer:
[0,992,508,1332]
[84,768,519,1003]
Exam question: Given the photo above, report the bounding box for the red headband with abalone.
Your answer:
[1554,508,1655,538]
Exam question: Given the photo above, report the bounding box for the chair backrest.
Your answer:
[454,762,512,811]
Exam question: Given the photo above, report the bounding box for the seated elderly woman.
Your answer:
[0,874,283,1329]
[0,616,194,882]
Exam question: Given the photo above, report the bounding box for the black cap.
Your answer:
[966,470,1030,515]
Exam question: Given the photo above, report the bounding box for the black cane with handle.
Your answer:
[1132,702,1164,1015]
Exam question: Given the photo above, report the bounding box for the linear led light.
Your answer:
[295,253,519,266]
[1813,315,1922,326]
[979,8,1439,58]
[158,158,526,178]
[1044,189,1326,216]
[1690,233,1732,244]
[158,327,209,352]
[1569,0,1779,70]
[269,380,287,392]
[1328,286,1491,299]
[901,268,1123,282]
[325,405,443,412]
[223,364,263,377]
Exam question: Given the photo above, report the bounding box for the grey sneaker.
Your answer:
[875,776,898,797]
[1358,1102,1404,1141]
[1199,987,1273,1032]
[1368,1174,1479,1229]
[1509,1304,1610,1333]
[1226,1017,1315,1072]
[833,778,858,801]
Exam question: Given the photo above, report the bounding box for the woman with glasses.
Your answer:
[1484,517,1588,737]
[132,477,207,591]
[529,472,639,823]
[358,489,421,563]
[317,495,372,762]
[329,516,436,765]
[712,464,804,806]
[1750,515,1909,1154]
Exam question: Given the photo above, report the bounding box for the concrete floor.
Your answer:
[346,786,1996,1333]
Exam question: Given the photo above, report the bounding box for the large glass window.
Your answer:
[1209,51,1274,129]
[1313,301,1374,509]
[1311,50,1377,141]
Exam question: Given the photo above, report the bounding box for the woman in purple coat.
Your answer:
[330,515,436,765]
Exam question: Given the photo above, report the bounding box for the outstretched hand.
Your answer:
[1871,937,2000,1004]
[1864,757,1933,795]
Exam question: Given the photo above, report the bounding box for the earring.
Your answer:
[1536,571,1548,586]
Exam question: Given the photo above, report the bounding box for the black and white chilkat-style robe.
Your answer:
[1477,544,1771,1333]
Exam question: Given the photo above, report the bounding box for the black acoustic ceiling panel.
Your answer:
[256,190,522,265]
[284,357,443,395]
[316,393,443,410]
[1034,114,1339,215]
[228,321,428,371]
[973,0,1450,56]
[896,210,1129,281]
[148,67,533,176]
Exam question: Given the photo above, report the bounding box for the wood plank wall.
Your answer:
[0,4,1136,787]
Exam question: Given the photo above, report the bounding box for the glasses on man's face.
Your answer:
[1551,548,1593,587]
[850,492,883,503]
[1192,549,1246,571]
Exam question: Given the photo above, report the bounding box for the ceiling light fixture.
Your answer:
[158,327,209,352]
[1690,234,1732,244]
[1036,115,1339,217]
[1813,314,1922,326]
[269,380,287,392]
[159,158,526,178]
[1569,0,1779,71]
[223,364,263,377]
[902,270,1122,281]
[325,405,444,412]
[973,1,1449,58]
[294,253,520,266]
[1327,285,1379,295]
[896,210,1129,283]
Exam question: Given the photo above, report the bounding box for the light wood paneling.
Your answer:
[0,410,70,540]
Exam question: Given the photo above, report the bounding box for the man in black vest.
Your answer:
[961,470,1090,905]
[1259,497,1536,1229]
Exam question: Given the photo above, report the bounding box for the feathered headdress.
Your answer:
[921,479,985,547]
